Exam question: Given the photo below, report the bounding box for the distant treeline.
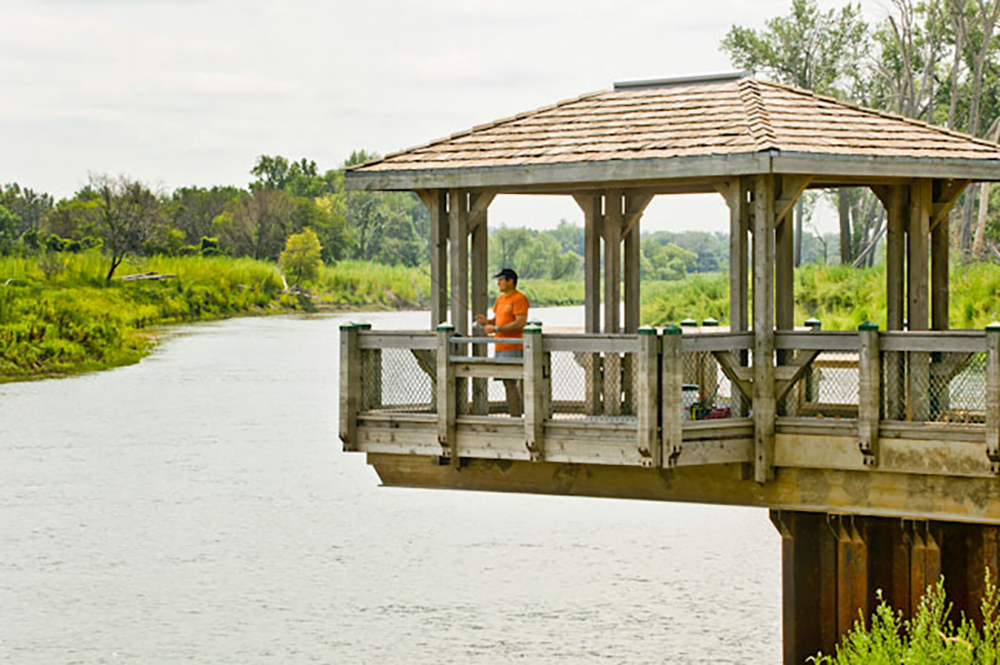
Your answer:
[0,150,848,285]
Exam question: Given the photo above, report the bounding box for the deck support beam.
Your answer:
[753,174,777,482]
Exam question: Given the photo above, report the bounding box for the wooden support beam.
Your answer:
[836,519,868,637]
[468,190,497,231]
[576,193,603,415]
[523,325,546,462]
[624,208,641,333]
[436,324,457,464]
[470,192,491,415]
[908,181,931,422]
[719,177,751,417]
[930,179,970,232]
[774,350,822,402]
[661,329,683,465]
[339,323,361,451]
[858,325,881,465]
[931,183,950,331]
[636,327,660,467]
[419,190,448,327]
[885,185,907,332]
[753,174,776,483]
[449,189,470,336]
[604,191,623,334]
[987,326,1000,467]
[621,192,654,239]
[775,175,811,223]
[712,350,753,400]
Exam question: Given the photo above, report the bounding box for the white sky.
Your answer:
[1,0,881,233]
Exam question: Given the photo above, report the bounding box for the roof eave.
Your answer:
[772,152,1000,182]
[346,151,1000,192]
[345,153,772,191]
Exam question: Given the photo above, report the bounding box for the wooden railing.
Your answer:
[340,322,1000,478]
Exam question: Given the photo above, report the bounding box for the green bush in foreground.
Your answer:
[811,574,1000,664]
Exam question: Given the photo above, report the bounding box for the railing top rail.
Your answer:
[681,331,753,352]
[357,330,436,350]
[543,334,639,353]
[776,330,860,351]
[880,330,986,353]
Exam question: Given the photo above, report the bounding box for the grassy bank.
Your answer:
[0,254,437,382]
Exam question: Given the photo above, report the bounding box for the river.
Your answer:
[0,307,780,663]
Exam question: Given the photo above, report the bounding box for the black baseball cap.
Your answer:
[493,268,518,281]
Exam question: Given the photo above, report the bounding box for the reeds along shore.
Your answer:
[2,252,999,382]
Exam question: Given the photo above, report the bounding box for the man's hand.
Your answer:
[475,314,488,325]
[484,324,496,334]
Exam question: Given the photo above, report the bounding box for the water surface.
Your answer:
[1,307,780,663]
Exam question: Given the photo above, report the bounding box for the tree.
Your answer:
[169,186,241,244]
[214,188,298,260]
[722,0,869,265]
[0,205,17,255]
[280,228,323,286]
[90,174,164,281]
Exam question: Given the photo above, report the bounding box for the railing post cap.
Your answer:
[858,321,879,331]
[355,322,372,330]
[701,317,719,327]
[662,324,682,336]
[680,318,698,327]
[436,323,455,332]
[638,325,656,335]
[804,317,822,328]
[339,321,358,331]
[524,323,542,334]
[987,322,1000,332]
[527,319,543,327]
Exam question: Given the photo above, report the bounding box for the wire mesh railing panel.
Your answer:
[548,350,638,422]
[882,351,986,424]
[360,347,436,414]
[680,350,737,420]
[778,351,859,418]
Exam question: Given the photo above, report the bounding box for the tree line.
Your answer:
[723,0,1000,266]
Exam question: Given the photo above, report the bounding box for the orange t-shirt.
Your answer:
[492,290,529,352]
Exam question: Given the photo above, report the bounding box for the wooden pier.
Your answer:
[342,73,1000,662]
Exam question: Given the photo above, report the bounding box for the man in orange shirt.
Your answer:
[475,268,529,417]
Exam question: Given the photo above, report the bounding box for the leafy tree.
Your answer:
[0,183,54,238]
[722,0,869,266]
[214,188,298,260]
[169,186,241,244]
[41,193,102,241]
[311,195,352,263]
[280,228,323,286]
[90,174,165,281]
[0,205,18,255]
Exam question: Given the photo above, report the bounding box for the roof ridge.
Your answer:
[345,89,609,172]
[737,78,777,151]
[757,79,1000,152]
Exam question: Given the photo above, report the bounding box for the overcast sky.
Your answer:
[1,0,875,233]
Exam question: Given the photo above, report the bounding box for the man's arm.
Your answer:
[486,314,527,335]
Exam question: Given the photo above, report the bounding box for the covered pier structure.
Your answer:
[342,72,1000,662]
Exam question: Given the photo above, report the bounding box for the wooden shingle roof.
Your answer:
[347,74,1000,191]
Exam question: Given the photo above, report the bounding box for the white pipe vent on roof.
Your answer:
[614,71,751,90]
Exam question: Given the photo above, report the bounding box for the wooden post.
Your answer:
[577,193,603,415]
[436,323,457,465]
[339,322,361,451]
[355,322,378,411]
[624,202,642,334]
[753,174,776,483]
[470,193,490,415]
[722,177,752,417]
[661,325,683,466]
[858,322,880,466]
[523,323,546,462]
[449,189,469,335]
[909,180,931,421]
[775,205,794,334]
[419,190,448,328]
[987,323,1000,469]
[604,191,622,334]
[636,326,660,467]
[931,182,950,332]
[886,185,907,332]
